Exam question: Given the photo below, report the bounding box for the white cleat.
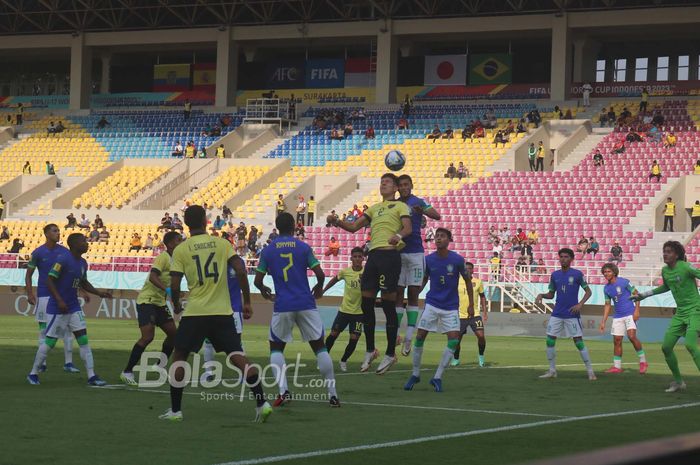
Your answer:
[538,370,557,379]
[401,338,412,356]
[375,355,398,375]
[588,371,597,381]
[339,361,347,372]
[158,409,183,421]
[360,349,379,372]
[665,381,687,393]
[120,371,138,386]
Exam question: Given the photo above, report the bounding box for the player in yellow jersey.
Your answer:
[321,247,365,372]
[121,231,182,386]
[327,173,412,374]
[160,205,272,423]
[451,261,488,367]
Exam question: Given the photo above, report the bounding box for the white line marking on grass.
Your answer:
[210,402,700,465]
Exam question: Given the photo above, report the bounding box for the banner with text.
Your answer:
[469,54,512,85]
[570,81,700,98]
[305,59,345,88]
[265,61,305,89]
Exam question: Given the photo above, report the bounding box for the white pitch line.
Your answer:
[211,401,700,465]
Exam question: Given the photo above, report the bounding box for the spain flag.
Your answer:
[469,54,512,85]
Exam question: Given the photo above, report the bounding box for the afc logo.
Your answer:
[272,67,299,82]
[310,68,338,80]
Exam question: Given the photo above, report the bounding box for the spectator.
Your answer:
[692,201,700,230]
[484,108,497,128]
[350,204,362,219]
[307,195,315,226]
[593,150,604,167]
[536,141,545,172]
[0,226,9,241]
[343,122,353,137]
[364,125,375,139]
[577,235,589,258]
[609,241,623,264]
[96,116,110,129]
[296,195,307,224]
[295,220,305,239]
[599,108,609,127]
[582,82,593,107]
[427,125,442,142]
[663,197,675,232]
[185,141,196,159]
[652,110,664,126]
[86,227,99,243]
[183,99,192,120]
[461,123,474,141]
[493,130,508,147]
[213,215,225,230]
[664,132,677,149]
[625,129,642,143]
[397,117,409,130]
[536,259,546,275]
[554,105,564,119]
[457,162,468,179]
[98,227,110,243]
[402,94,412,116]
[22,161,31,175]
[587,237,599,257]
[527,143,536,171]
[516,255,528,273]
[47,121,56,134]
[509,236,522,253]
[129,233,142,251]
[9,238,24,254]
[473,125,486,138]
[222,204,232,220]
[445,163,457,179]
[521,240,533,259]
[516,118,527,133]
[516,227,527,243]
[199,145,207,158]
[143,233,154,250]
[606,108,616,126]
[276,194,286,216]
[492,238,503,257]
[639,88,649,113]
[647,125,662,144]
[157,212,172,231]
[78,214,90,230]
[527,109,541,128]
[330,127,343,141]
[0,194,4,220]
[215,144,226,159]
[235,222,247,255]
[563,109,573,120]
[487,226,498,244]
[527,228,539,244]
[443,126,454,139]
[612,139,626,154]
[695,160,700,175]
[45,161,56,175]
[55,121,65,133]
[325,210,336,227]
[325,236,341,256]
[171,213,183,231]
[490,252,501,281]
[424,226,435,244]
[15,102,23,125]
[172,141,183,157]
[267,228,279,244]
[248,226,258,252]
[65,213,77,229]
[503,120,515,135]
[357,109,365,120]
[648,160,662,182]
[498,226,510,244]
[152,234,163,253]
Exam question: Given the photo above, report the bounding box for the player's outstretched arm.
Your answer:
[321,276,340,296]
[253,270,273,301]
[80,278,112,299]
[423,204,441,221]
[25,262,36,305]
[169,272,184,313]
[631,282,669,301]
[229,255,252,315]
[311,264,326,299]
[330,214,368,233]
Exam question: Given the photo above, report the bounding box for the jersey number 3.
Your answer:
[192,253,219,285]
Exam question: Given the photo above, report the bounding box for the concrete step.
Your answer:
[250,137,288,159]
[556,133,607,171]
[11,171,86,219]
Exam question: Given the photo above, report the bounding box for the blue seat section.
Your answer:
[69,110,245,161]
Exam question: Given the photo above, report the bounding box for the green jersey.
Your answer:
[653,261,700,315]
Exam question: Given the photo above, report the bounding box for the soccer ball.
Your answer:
[385,150,406,171]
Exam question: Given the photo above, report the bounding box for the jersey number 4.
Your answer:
[192,253,219,285]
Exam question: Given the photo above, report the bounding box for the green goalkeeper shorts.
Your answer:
[665,312,700,338]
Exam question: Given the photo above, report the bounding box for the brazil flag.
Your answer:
[469,54,512,85]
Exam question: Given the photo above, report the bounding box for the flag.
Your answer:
[424,55,467,86]
[345,58,376,87]
[153,64,190,91]
[470,54,512,85]
[193,63,216,92]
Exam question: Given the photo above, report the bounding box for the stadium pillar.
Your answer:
[550,14,572,101]
[216,29,238,108]
[69,35,92,110]
[375,23,397,104]
[100,53,111,94]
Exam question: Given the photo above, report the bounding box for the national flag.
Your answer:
[469,54,512,85]
[153,64,190,91]
[423,55,467,86]
[193,63,216,92]
[345,58,376,87]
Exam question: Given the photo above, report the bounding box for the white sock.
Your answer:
[579,347,593,371]
[316,350,337,397]
[63,333,73,364]
[38,327,46,347]
[31,343,52,375]
[412,344,424,377]
[546,346,556,372]
[79,344,96,378]
[613,356,622,369]
[406,306,419,341]
[203,341,215,367]
[637,350,646,363]
[270,351,288,395]
[434,347,455,380]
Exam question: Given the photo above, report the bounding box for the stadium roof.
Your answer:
[1,0,699,35]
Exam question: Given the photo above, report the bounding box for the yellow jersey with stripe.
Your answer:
[136,251,172,307]
[338,267,362,315]
[363,200,410,251]
[458,277,485,318]
[171,234,234,316]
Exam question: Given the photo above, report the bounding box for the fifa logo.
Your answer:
[310,68,338,80]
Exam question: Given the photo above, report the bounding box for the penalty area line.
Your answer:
[211,401,700,465]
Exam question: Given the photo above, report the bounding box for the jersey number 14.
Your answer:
[192,253,219,285]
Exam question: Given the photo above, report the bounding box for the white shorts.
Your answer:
[45,311,87,339]
[611,315,637,336]
[233,312,243,335]
[398,253,425,287]
[417,304,460,334]
[35,296,50,323]
[269,310,324,343]
[546,316,583,338]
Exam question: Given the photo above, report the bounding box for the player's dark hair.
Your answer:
[67,233,84,249]
[380,173,399,185]
[163,231,181,246]
[663,240,686,261]
[465,261,474,268]
[601,263,619,276]
[397,174,413,185]
[435,227,452,241]
[351,247,364,255]
[275,212,295,235]
[184,205,206,229]
[43,223,58,234]
[558,247,575,258]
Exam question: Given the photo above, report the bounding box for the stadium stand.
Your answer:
[72,166,169,209]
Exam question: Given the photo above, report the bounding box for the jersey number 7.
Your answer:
[192,253,219,285]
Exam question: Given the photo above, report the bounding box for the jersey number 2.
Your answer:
[192,253,219,285]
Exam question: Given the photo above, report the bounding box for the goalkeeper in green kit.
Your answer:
[632,241,700,392]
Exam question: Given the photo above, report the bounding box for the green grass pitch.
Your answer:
[2,315,700,465]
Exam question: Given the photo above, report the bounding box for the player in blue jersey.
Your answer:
[397,174,441,356]
[254,212,339,408]
[25,223,78,373]
[599,263,647,374]
[404,228,473,392]
[27,233,113,386]
[535,248,596,380]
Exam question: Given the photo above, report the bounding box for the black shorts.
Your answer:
[136,303,173,328]
[460,316,485,335]
[361,249,401,292]
[331,312,363,336]
[175,315,243,355]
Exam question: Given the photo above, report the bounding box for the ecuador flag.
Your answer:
[153,64,190,91]
[469,54,512,85]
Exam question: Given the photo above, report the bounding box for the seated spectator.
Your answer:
[295,221,305,240]
[220,114,233,127]
[427,125,442,141]
[325,211,337,227]
[587,237,599,257]
[172,141,183,157]
[222,204,232,220]
[201,124,213,136]
[357,109,366,119]
[93,214,104,229]
[648,160,662,182]
[610,241,623,264]
[492,238,503,256]
[78,214,90,230]
[88,227,100,243]
[527,228,539,244]
[607,108,616,125]
[484,109,497,128]
[0,226,9,241]
[330,128,343,141]
[143,233,154,250]
[325,236,340,256]
[509,236,522,253]
[652,110,664,126]
[96,116,110,129]
[343,122,353,137]
[171,213,183,231]
[563,109,573,120]
[473,126,485,138]
[99,227,110,243]
[487,225,498,244]
[527,110,541,128]
[211,125,221,137]
[55,121,65,133]
[599,108,609,127]
[397,118,409,130]
[457,162,468,179]
[612,139,626,154]
[516,255,528,273]
[647,125,662,143]
[213,215,225,230]
[461,123,474,140]
[9,238,24,254]
[577,235,589,258]
[503,120,515,135]
[267,228,279,243]
[47,121,56,134]
[443,126,454,139]
[521,240,533,258]
[157,213,172,230]
[516,227,527,243]
[129,233,142,251]
[536,259,546,275]
[364,125,375,139]
[350,204,362,219]
[498,226,510,244]
[516,118,527,133]
[445,163,457,179]
[664,132,677,148]
[694,160,700,175]
[625,130,642,143]
[424,226,435,244]
[493,130,508,147]
[65,213,77,229]
[593,150,604,167]
[153,234,163,253]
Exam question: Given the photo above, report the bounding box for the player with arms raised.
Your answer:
[404,228,472,392]
[535,248,596,380]
[452,261,488,367]
[327,173,411,374]
[162,205,272,422]
[27,233,112,386]
[599,263,647,374]
[321,246,365,372]
[397,174,441,356]
[25,223,78,374]
[255,212,339,407]
[631,241,700,392]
